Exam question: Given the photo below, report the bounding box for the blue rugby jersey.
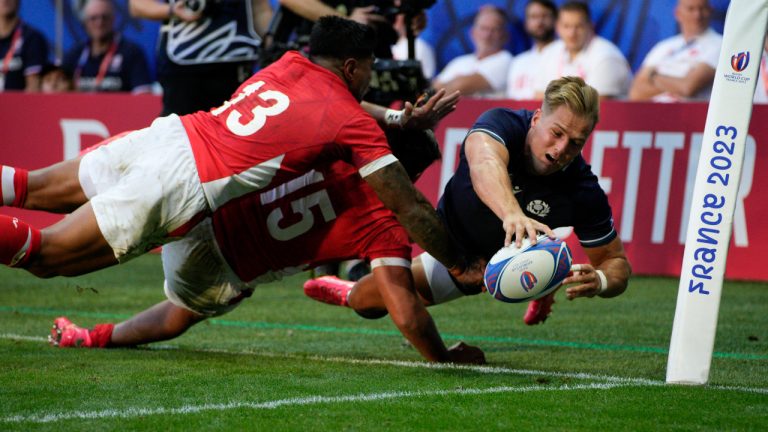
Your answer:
[437,108,617,260]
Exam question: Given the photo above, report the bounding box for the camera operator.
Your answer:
[278,0,393,58]
[129,0,272,115]
[267,0,434,107]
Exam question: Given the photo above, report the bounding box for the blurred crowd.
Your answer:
[1,0,766,106]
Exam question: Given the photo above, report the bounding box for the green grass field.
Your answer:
[1,255,766,431]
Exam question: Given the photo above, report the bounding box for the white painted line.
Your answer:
[0,333,658,385]
[2,382,622,424]
[3,333,766,396]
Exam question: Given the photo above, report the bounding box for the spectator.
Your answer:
[433,5,513,98]
[391,7,436,80]
[63,0,152,94]
[0,0,48,92]
[274,0,408,57]
[535,1,631,99]
[629,0,722,102]
[129,0,272,115]
[40,63,73,93]
[506,0,557,100]
[755,32,768,104]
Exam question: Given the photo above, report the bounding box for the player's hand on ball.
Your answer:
[502,213,556,248]
[447,341,486,365]
[563,264,603,299]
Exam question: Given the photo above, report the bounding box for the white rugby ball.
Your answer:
[484,235,572,303]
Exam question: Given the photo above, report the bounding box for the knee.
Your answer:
[354,308,389,320]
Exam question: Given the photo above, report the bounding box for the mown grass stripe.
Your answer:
[1,383,624,424]
[3,333,767,396]
[2,306,766,360]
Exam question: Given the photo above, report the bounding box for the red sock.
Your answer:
[89,323,115,348]
[0,215,41,267]
[1,166,29,207]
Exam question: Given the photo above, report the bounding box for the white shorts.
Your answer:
[78,115,208,262]
[418,252,468,304]
[162,218,253,317]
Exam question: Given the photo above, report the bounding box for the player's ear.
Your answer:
[342,58,358,82]
[531,109,542,128]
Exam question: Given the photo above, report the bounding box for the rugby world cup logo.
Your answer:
[731,51,750,72]
[520,271,538,292]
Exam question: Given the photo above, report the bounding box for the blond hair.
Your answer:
[542,76,599,132]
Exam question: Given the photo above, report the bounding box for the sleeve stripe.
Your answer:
[359,154,398,178]
[579,228,617,246]
[467,128,506,146]
[370,257,411,269]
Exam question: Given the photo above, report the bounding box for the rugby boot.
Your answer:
[49,317,93,348]
[524,292,556,325]
[303,276,354,307]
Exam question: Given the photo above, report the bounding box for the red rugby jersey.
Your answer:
[180,51,395,211]
[211,160,411,282]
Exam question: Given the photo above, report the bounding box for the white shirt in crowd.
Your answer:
[435,49,514,98]
[754,50,768,104]
[392,37,437,79]
[506,43,556,100]
[536,36,632,98]
[640,28,723,102]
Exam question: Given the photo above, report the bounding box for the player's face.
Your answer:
[471,9,508,58]
[348,56,374,102]
[525,105,592,176]
[556,10,592,54]
[525,3,556,43]
[675,0,712,37]
[83,0,115,43]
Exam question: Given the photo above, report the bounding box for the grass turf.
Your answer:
[1,255,766,430]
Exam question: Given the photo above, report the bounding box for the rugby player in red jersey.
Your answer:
[0,16,480,284]
[0,16,484,364]
[48,159,484,364]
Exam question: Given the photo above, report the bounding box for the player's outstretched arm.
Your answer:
[372,265,485,364]
[562,237,631,300]
[364,162,483,288]
[361,88,460,130]
[464,131,555,247]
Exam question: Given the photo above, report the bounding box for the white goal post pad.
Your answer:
[667,0,768,385]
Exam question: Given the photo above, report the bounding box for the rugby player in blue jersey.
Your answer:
[306,76,632,326]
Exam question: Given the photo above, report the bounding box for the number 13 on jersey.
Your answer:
[212,80,290,137]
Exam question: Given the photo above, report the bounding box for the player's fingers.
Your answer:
[421,92,441,110]
[443,90,461,105]
[565,285,592,300]
[543,226,557,238]
[504,229,513,247]
[402,101,414,118]
[528,226,539,245]
[515,226,525,248]
[531,221,556,239]
[571,263,585,273]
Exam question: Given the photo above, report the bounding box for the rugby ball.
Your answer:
[484,235,572,303]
